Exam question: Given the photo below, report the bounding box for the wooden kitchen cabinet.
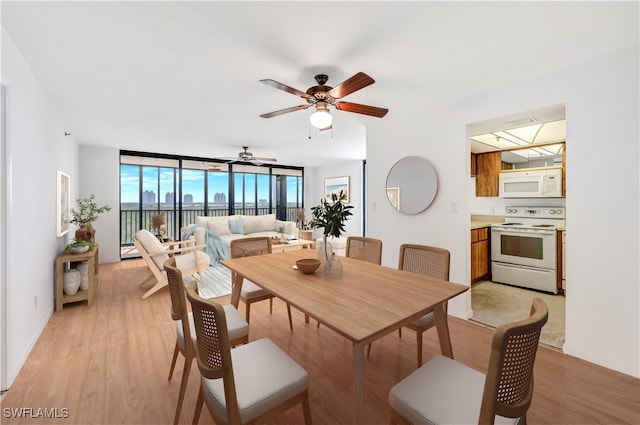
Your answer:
[471,227,490,283]
[475,152,502,197]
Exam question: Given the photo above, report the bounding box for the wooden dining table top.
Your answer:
[221,250,468,345]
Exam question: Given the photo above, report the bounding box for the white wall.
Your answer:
[78,146,120,264]
[367,44,639,377]
[304,160,364,240]
[1,30,79,385]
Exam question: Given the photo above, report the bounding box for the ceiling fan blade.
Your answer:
[328,72,375,99]
[260,104,310,118]
[260,79,311,99]
[252,156,278,163]
[334,101,389,118]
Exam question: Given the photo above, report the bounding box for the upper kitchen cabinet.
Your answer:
[474,152,511,197]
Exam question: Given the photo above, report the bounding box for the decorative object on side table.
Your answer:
[309,189,353,277]
[150,212,166,241]
[69,194,111,242]
[66,238,92,254]
[63,269,81,295]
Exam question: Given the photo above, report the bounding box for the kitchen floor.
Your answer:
[471,280,565,350]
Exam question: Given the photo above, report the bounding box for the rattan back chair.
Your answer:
[345,236,383,265]
[389,298,549,425]
[164,258,248,425]
[230,236,294,331]
[398,244,451,367]
[185,282,312,425]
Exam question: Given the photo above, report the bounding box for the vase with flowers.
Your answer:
[309,190,353,276]
[150,212,166,241]
[69,194,111,242]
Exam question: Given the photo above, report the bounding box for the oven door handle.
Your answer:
[492,228,556,236]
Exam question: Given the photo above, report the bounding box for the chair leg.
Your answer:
[269,297,273,314]
[416,329,424,368]
[168,342,179,380]
[301,391,312,425]
[398,328,402,338]
[174,355,193,425]
[286,303,293,331]
[245,302,251,324]
[192,386,204,425]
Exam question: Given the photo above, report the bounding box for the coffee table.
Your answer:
[271,239,316,253]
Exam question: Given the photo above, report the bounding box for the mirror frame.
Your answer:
[385,156,438,215]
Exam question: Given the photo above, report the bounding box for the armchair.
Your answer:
[132,229,209,299]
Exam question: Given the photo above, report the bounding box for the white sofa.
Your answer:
[185,214,297,247]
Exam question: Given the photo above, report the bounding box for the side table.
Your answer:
[297,229,313,241]
[55,243,99,311]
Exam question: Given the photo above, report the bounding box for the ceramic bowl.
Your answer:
[70,245,90,254]
[295,258,321,274]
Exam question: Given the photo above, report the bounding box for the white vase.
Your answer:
[77,261,89,290]
[63,269,81,295]
[77,261,89,275]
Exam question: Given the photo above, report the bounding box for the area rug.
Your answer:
[183,264,232,299]
[471,281,565,350]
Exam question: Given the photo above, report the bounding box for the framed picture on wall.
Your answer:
[57,171,70,237]
[324,176,350,203]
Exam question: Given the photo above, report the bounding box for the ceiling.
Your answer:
[2,2,636,167]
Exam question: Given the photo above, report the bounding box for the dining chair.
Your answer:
[345,236,383,264]
[389,297,548,425]
[230,236,294,331]
[133,229,209,299]
[164,258,249,425]
[395,244,451,367]
[185,282,312,425]
[316,235,383,328]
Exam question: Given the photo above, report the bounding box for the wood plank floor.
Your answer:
[2,259,638,424]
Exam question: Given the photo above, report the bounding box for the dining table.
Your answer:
[221,249,469,425]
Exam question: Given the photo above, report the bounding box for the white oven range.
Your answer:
[491,206,565,294]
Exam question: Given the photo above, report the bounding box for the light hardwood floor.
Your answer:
[1,259,638,424]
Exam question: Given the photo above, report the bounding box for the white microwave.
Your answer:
[499,166,563,198]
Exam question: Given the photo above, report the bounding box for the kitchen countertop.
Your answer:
[471,215,504,229]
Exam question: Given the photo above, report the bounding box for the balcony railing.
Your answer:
[120,207,300,247]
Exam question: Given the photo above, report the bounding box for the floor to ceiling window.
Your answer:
[120,152,304,258]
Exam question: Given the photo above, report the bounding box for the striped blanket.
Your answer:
[183,264,232,299]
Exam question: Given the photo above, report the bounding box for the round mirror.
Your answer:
[385,156,438,214]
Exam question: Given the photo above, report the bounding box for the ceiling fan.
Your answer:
[259,72,389,130]
[219,146,277,166]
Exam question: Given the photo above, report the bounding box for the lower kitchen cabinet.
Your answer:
[471,227,490,283]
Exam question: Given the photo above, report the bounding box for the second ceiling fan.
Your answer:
[259,72,389,130]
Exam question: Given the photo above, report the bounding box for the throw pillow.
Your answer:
[196,216,231,236]
[242,214,276,234]
[229,218,244,235]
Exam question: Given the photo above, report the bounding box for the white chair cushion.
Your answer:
[177,306,248,352]
[201,338,308,424]
[240,279,270,300]
[388,355,518,425]
[411,311,434,328]
[175,250,210,271]
[136,229,169,270]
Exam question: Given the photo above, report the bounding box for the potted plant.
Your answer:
[150,212,166,241]
[309,190,353,272]
[69,194,111,242]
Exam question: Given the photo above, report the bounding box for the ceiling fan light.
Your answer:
[310,103,333,129]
